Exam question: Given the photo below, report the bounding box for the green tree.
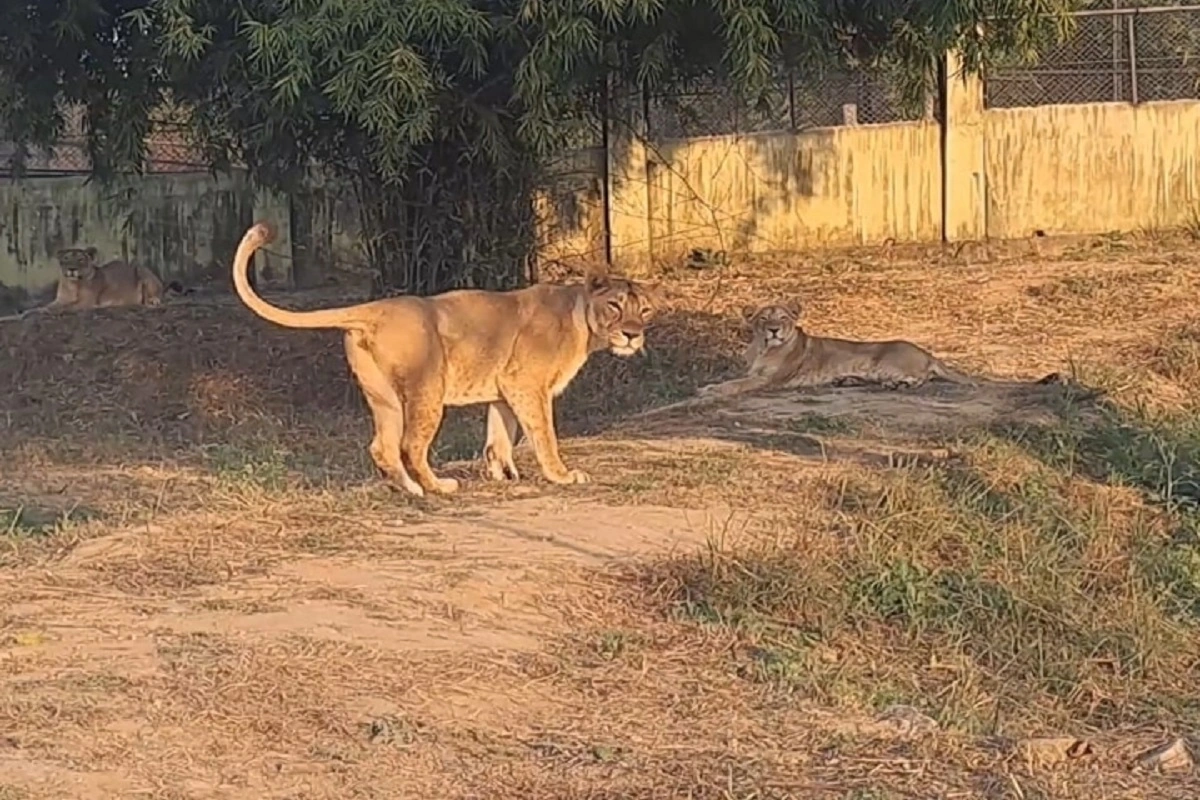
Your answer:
[0,0,1083,294]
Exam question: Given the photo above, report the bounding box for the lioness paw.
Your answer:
[545,468,591,486]
[433,477,460,494]
[485,461,520,482]
[386,477,425,498]
[484,446,520,482]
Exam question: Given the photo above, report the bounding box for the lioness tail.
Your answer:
[232,222,372,331]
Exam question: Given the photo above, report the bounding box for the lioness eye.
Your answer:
[607,300,621,311]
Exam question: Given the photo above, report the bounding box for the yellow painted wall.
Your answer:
[634,122,943,261]
[983,101,1200,238]
[7,68,1199,291]
[533,147,607,266]
[535,56,1200,261]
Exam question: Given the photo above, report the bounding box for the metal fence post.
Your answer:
[1127,13,1140,104]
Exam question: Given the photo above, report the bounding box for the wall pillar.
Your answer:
[943,50,988,241]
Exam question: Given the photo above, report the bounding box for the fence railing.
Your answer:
[581,5,1200,142]
[985,4,1200,108]
[641,69,930,140]
[0,120,211,177]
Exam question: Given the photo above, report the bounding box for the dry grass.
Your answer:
[3,231,1200,799]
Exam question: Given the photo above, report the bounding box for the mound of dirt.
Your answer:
[622,378,1097,446]
[1,298,357,442]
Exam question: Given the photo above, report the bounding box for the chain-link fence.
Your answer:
[643,68,929,140]
[0,114,210,177]
[985,4,1200,108]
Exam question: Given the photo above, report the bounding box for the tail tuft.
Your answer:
[246,221,277,247]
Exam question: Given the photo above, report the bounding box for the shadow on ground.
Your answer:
[0,300,743,483]
[611,377,1104,471]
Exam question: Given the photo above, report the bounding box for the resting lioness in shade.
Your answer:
[694,299,975,400]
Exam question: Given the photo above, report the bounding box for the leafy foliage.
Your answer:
[0,0,1084,291]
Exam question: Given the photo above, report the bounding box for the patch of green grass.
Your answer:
[202,442,292,490]
[1,503,100,538]
[654,421,1200,735]
[996,400,1200,623]
[783,412,859,436]
[999,396,1200,510]
[843,791,900,800]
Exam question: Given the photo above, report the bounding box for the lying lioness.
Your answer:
[696,300,974,399]
[231,222,661,497]
[17,247,182,318]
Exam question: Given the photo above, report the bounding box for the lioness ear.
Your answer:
[741,304,759,322]
[785,298,803,320]
[586,272,610,294]
[584,260,611,294]
[639,281,666,310]
[84,247,98,260]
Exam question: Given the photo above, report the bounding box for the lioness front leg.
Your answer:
[502,390,589,486]
[401,389,459,495]
[20,300,68,318]
[697,374,773,398]
[484,401,522,481]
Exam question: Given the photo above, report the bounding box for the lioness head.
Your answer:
[56,247,100,281]
[746,299,802,349]
[585,273,661,357]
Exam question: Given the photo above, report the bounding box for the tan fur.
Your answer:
[697,300,975,400]
[24,247,169,316]
[231,221,662,497]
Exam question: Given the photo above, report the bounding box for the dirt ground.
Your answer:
[2,232,1200,799]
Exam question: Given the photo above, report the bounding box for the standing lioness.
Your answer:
[232,222,661,497]
[697,300,973,400]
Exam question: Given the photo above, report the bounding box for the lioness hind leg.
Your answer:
[369,404,423,496]
[401,388,459,495]
[501,388,589,486]
[344,333,424,497]
[484,401,522,481]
